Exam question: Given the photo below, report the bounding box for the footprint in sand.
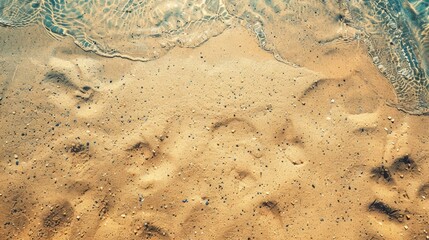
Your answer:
[38,200,74,239]
[41,56,106,118]
[366,123,429,239]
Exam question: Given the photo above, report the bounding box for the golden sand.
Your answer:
[0,22,428,239]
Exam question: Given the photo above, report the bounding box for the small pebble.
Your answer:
[121,214,126,218]
[14,154,18,159]
[378,64,386,72]
[404,225,408,230]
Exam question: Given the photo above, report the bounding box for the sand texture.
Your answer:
[1,17,429,240]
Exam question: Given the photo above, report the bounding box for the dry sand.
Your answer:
[0,22,428,240]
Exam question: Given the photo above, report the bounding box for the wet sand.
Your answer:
[0,23,429,240]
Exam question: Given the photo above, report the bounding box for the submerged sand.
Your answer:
[0,22,428,239]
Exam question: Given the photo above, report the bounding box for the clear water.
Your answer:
[347,0,429,114]
[0,0,428,114]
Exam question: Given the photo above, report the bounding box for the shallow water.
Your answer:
[347,0,429,114]
[0,0,428,114]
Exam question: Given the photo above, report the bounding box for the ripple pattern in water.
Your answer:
[2,0,241,60]
[347,0,429,114]
[0,0,40,27]
[0,0,292,63]
[0,0,428,114]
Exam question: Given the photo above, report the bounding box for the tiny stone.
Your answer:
[14,154,18,159]
[404,225,408,230]
[378,64,386,72]
[330,99,335,103]
[121,214,126,218]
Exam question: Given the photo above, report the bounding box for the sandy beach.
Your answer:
[1,14,429,240]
